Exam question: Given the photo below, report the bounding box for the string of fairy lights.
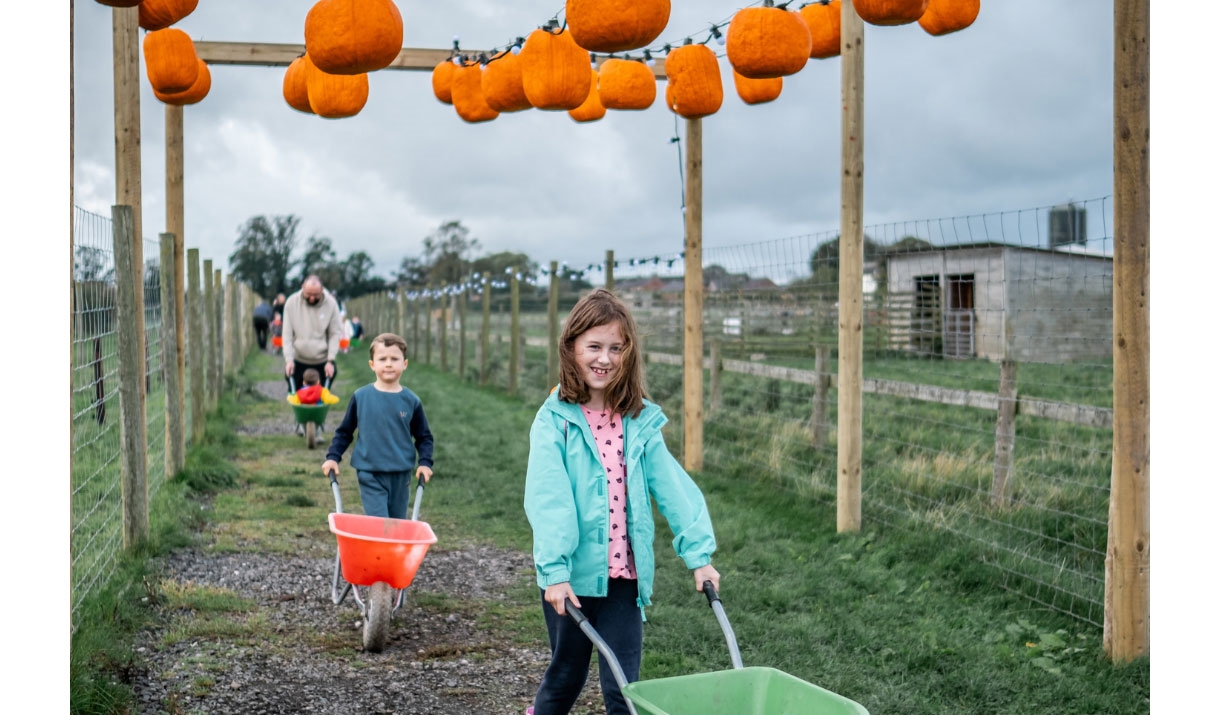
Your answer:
[444,0,818,69]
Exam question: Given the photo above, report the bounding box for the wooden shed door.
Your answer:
[944,274,975,358]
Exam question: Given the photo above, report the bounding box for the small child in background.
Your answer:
[287,368,339,406]
[321,333,434,519]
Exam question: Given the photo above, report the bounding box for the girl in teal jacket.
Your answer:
[524,289,720,715]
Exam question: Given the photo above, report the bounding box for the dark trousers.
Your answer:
[285,360,337,395]
[531,578,642,715]
[253,317,269,350]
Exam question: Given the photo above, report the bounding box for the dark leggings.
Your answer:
[531,579,642,715]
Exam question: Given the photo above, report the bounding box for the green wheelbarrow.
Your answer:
[289,376,333,449]
[564,583,870,715]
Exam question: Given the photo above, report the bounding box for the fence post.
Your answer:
[459,281,468,379]
[709,337,722,413]
[111,205,148,548]
[991,359,1019,506]
[202,259,216,409]
[836,0,865,533]
[480,275,491,385]
[605,249,614,292]
[812,345,830,449]
[212,268,224,395]
[1105,0,1150,662]
[682,116,704,471]
[411,294,420,361]
[439,290,449,372]
[510,268,520,395]
[424,287,432,365]
[398,290,406,344]
[159,234,184,476]
[187,249,205,442]
[548,260,559,389]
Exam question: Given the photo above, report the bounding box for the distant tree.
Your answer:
[423,220,481,286]
[74,245,114,283]
[228,215,300,298]
[337,251,387,300]
[294,235,341,289]
[472,251,538,290]
[395,256,429,290]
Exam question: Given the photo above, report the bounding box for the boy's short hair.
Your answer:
[369,332,408,359]
[302,368,321,385]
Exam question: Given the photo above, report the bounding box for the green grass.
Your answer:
[71,343,1147,715]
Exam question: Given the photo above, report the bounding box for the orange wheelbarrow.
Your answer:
[327,470,436,653]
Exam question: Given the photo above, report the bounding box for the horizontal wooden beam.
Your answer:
[193,41,668,78]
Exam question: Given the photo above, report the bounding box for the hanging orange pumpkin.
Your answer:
[518,28,591,111]
[597,58,655,111]
[283,55,314,114]
[663,43,722,119]
[304,0,403,75]
[143,28,199,94]
[727,2,812,80]
[918,0,979,36]
[565,0,671,53]
[481,52,532,113]
[95,1,144,7]
[432,59,457,104]
[732,70,782,105]
[306,60,369,118]
[138,0,198,31]
[451,63,500,123]
[853,0,929,27]
[799,0,841,59]
[568,69,606,122]
[154,58,210,105]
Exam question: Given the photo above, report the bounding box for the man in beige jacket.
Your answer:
[282,276,343,406]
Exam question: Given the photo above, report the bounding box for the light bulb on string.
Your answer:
[643,50,655,67]
[711,26,725,46]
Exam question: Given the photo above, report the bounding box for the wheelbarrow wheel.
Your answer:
[363,582,393,653]
[305,421,316,449]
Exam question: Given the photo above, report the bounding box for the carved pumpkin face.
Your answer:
[565,0,671,53]
[304,0,403,75]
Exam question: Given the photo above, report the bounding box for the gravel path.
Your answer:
[128,381,610,715]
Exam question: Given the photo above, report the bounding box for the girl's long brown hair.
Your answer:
[557,288,647,418]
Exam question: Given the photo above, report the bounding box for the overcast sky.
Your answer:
[69,0,1118,285]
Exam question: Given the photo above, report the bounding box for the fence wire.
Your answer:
[367,196,1115,629]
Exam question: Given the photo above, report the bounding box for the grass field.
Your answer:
[71,344,1147,714]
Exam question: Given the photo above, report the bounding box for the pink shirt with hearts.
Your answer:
[582,405,636,580]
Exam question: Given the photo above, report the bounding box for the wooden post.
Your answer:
[683,117,704,471]
[424,284,434,361]
[548,260,559,389]
[411,294,420,361]
[113,8,144,407]
[480,274,491,385]
[991,359,1018,506]
[812,345,831,449]
[510,268,520,395]
[459,281,468,379]
[709,338,722,413]
[439,291,449,372]
[398,291,407,343]
[1104,0,1150,662]
[111,205,148,548]
[187,249,205,442]
[837,0,865,532]
[605,250,615,292]
[159,234,184,476]
[213,269,224,390]
[201,259,216,409]
[166,104,186,435]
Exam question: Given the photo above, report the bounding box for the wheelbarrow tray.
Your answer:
[292,403,331,425]
[328,513,436,590]
[621,666,869,715]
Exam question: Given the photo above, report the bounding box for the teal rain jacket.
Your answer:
[524,389,717,611]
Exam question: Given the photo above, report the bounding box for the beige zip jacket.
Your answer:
[281,289,343,365]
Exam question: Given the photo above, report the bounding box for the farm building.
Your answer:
[883,243,1112,363]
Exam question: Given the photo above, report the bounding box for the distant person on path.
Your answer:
[252,299,273,351]
[271,292,288,353]
[350,315,364,341]
[282,276,343,396]
[271,293,287,322]
[321,333,434,519]
[287,368,339,406]
[523,288,721,715]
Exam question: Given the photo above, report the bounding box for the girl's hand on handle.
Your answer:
[544,583,580,616]
[693,564,720,594]
[321,459,339,478]
[415,465,433,483]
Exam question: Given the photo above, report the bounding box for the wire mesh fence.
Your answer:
[358,196,1115,629]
